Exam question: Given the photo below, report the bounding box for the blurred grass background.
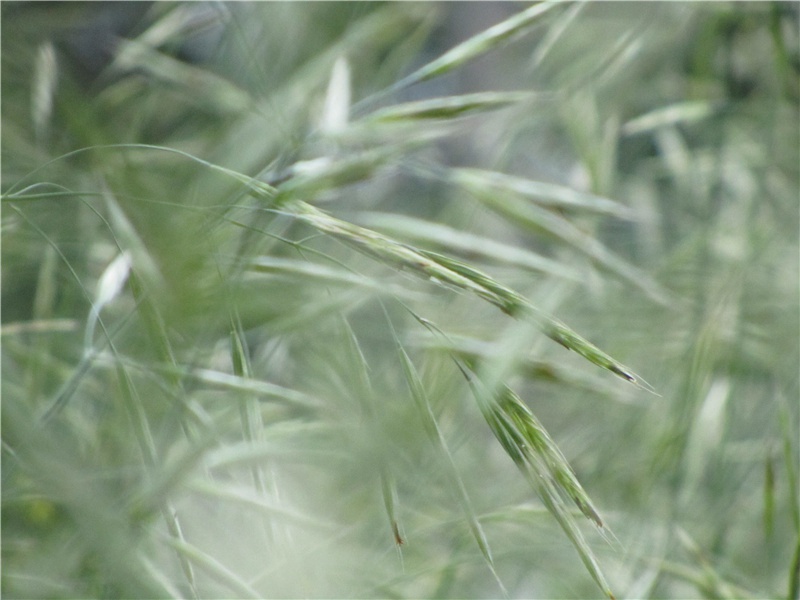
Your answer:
[2,2,798,598]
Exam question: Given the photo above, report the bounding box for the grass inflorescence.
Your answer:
[3,2,797,599]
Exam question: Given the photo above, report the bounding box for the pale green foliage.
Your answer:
[2,2,798,599]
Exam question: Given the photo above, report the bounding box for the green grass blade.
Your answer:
[358,212,580,280]
[451,167,637,219]
[394,335,508,596]
[291,200,651,390]
[161,536,263,599]
[621,101,716,136]
[361,91,533,123]
[461,367,614,599]
[451,172,670,304]
[248,256,414,297]
[385,1,562,95]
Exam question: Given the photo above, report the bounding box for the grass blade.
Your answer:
[451,172,669,304]
[161,536,262,599]
[450,167,637,220]
[461,367,615,599]
[361,91,533,123]
[359,211,579,280]
[380,1,562,96]
[393,333,508,596]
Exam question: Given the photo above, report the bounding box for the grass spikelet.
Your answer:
[31,42,57,144]
[290,201,649,389]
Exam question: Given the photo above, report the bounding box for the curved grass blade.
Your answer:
[359,212,578,279]
[621,101,716,136]
[392,330,508,596]
[161,535,262,599]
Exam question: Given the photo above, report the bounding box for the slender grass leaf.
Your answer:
[161,536,262,599]
[358,212,579,280]
[191,368,321,411]
[621,101,716,136]
[383,1,562,96]
[453,176,670,304]
[393,334,507,596]
[451,167,638,220]
[361,91,533,123]
[290,201,651,389]
[205,422,348,471]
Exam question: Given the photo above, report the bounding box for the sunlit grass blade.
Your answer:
[376,1,563,97]
[405,331,622,396]
[452,174,670,304]
[450,167,638,220]
[358,211,580,280]
[191,368,321,412]
[161,535,262,599]
[621,101,716,136]
[360,91,533,123]
[273,146,403,199]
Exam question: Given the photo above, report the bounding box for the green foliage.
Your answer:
[2,2,798,599]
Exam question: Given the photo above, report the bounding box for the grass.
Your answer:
[2,2,799,599]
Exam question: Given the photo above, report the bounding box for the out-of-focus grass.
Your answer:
[2,2,798,599]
